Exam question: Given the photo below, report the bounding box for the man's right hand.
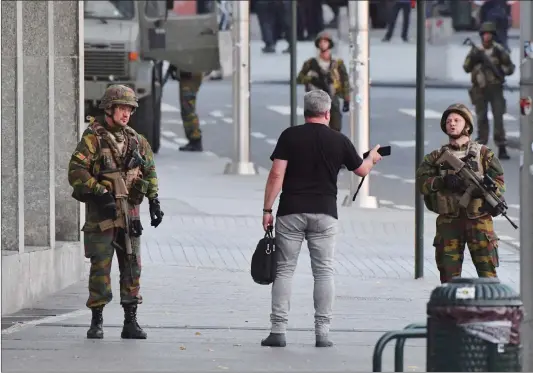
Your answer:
[93,192,117,220]
[367,144,383,165]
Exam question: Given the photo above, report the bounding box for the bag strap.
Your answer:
[352,176,366,201]
[264,225,274,239]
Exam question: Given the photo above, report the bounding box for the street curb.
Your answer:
[251,79,520,91]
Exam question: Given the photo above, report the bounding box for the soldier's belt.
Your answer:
[98,218,125,232]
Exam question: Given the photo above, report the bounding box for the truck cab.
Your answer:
[84,0,221,153]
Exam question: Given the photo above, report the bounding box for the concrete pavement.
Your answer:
[1,142,521,372]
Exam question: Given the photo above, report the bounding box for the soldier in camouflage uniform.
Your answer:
[297,31,350,132]
[416,103,505,284]
[168,66,204,152]
[68,85,164,340]
[463,21,515,160]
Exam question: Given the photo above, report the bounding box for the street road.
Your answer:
[160,80,521,245]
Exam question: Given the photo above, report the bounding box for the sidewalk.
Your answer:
[1,148,520,372]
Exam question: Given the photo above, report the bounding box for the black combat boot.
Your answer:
[121,304,147,339]
[498,145,510,160]
[261,333,286,347]
[179,139,203,152]
[87,306,104,339]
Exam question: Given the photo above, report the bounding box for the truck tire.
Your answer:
[151,63,163,154]
[130,94,155,151]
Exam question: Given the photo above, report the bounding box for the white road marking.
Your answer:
[173,137,188,145]
[161,138,182,150]
[204,151,216,157]
[251,132,267,139]
[162,130,177,138]
[511,241,520,246]
[161,103,180,112]
[222,117,233,124]
[209,110,224,118]
[403,179,416,184]
[379,200,395,205]
[395,205,415,210]
[265,138,278,145]
[382,174,402,179]
[498,235,515,241]
[507,131,520,137]
[494,215,518,221]
[266,105,304,116]
[508,204,520,209]
[390,140,429,148]
[399,108,442,119]
[472,112,517,121]
[369,170,381,175]
[162,119,215,125]
[2,309,90,335]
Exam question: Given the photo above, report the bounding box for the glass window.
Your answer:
[145,1,165,18]
[84,1,135,21]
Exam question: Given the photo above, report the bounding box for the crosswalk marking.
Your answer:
[265,138,277,145]
[161,103,180,112]
[267,105,304,116]
[390,140,429,148]
[399,108,441,119]
[209,110,224,118]
[162,119,215,125]
[251,132,267,139]
[398,108,517,121]
[472,112,517,121]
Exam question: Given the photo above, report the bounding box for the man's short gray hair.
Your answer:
[303,90,331,117]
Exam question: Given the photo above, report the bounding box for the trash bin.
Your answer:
[426,277,524,372]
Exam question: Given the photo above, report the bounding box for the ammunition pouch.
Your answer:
[71,188,92,203]
[128,178,149,206]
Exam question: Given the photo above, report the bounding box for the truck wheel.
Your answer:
[130,95,155,150]
[151,63,163,154]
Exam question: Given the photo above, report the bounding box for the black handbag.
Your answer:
[251,226,277,285]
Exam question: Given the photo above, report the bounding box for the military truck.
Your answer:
[84,0,221,153]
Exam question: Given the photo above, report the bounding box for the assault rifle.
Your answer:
[436,150,518,229]
[463,37,506,84]
[98,170,136,279]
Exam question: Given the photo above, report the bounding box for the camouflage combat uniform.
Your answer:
[297,31,350,132]
[463,21,515,160]
[416,104,505,284]
[68,85,164,340]
[178,70,204,152]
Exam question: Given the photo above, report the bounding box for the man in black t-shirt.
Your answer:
[260,90,383,348]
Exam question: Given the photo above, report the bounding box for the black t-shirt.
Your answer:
[270,123,364,219]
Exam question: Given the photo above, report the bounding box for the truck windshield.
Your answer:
[84,1,134,20]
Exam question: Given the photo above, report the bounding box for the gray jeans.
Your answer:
[270,213,338,336]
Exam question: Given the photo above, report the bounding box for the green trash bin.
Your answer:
[427,277,524,372]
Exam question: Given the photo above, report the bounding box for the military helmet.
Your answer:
[440,103,474,136]
[479,21,496,35]
[98,84,138,110]
[315,31,335,49]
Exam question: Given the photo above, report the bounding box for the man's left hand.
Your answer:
[262,213,273,231]
[342,101,350,112]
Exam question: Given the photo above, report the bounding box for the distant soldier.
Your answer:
[416,103,505,284]
[68,85,164,340]
[168,65,204,152]
[297,31,350,132]
[463,21,515,160]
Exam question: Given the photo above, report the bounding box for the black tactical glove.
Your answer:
[130,219,143,237]
[342,101,350,112]
[149,196,164,228]
[480,200,501,217]
[443,174,465,192]
[93,192,117,220]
